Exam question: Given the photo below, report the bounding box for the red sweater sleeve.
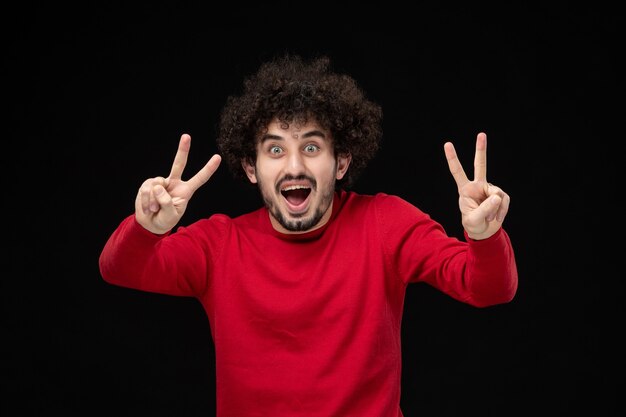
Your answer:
[460,228,518,306]
[376,194,518,307]
[99,214,228,297]
[99,214,169,291]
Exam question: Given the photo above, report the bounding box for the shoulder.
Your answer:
[341,190,425,216]
[198,210,262,230]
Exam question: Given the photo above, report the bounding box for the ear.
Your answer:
[241,159,258,184]
[335,153,352,180]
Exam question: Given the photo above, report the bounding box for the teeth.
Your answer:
[282,185,310,191]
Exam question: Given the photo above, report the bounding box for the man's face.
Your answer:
[242,118,351,234]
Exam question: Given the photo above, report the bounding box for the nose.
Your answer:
[284,150,306,175]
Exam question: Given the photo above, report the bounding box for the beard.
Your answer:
[257,172,336,232]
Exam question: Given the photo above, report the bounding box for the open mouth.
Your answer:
[281,185,312,212]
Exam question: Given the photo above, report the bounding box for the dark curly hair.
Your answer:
[216,54,383,189]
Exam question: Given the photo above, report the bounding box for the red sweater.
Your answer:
[99,190,517,417]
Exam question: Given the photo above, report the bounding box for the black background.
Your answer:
[4,3,623,416]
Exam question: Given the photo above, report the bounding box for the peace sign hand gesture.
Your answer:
[444,132,510,241]
[134,134,222,235]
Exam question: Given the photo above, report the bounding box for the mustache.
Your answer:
[276,175,317,193]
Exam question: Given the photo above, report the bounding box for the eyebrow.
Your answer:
[259,130,327,143]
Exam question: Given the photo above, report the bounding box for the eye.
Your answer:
[304,144,320,153]
[269,146,283,155]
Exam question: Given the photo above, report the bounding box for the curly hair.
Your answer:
[216,54,383,189]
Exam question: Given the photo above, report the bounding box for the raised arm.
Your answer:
[444,132,510,240]
[135,133,221,234]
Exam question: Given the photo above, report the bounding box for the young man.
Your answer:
[99,54,518,416]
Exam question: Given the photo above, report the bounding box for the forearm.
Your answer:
[463,228,518,307]
[99,214,170,291]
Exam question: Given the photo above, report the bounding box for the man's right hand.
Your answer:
[134,133,222,234]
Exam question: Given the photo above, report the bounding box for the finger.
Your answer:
[484,183,509,222]
[148,177,168,212]
[496,192,510,222]
[186,154,222,193]
[152,184,176,217]
[139,185,151,215]
[483,194,502,222]
[474,132,487,182]
[169,134,192,180]
[444,141,469,190]
[138,177,166,214]
[485,182,502,197]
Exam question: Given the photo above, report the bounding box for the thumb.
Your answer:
[482,194,502,222]
[152,184,176,215]
[154,184,165,196]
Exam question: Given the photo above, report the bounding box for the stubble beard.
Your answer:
[258,174,336,232]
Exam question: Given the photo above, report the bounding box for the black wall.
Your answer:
[5,3,623,416]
